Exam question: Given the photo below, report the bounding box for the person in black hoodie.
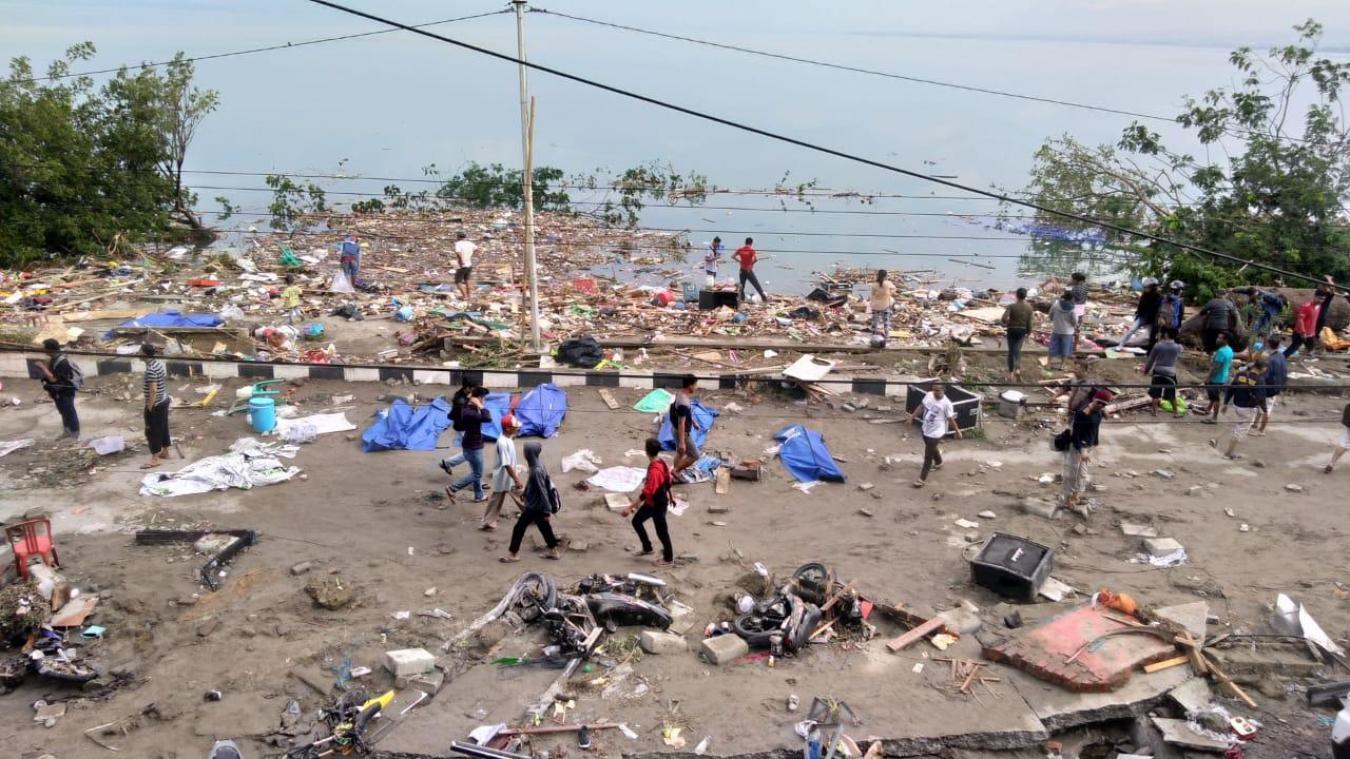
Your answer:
[446,387,491,502]
[439,373,482,473]
[501,442,562,562]
[1119,278,1163,349]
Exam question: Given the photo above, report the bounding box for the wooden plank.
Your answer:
[596,388,620,410]
[1142,655,1189,674]
[886,616,944,653]
[1200,652,1257,708]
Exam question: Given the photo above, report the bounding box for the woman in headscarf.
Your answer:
[501,442,562,562]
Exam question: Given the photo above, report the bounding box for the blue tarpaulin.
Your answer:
[114,310,223,332]
[516,384,567,438]
[659,399,719,451]
[774,424,845,483]
[362,397,451,452]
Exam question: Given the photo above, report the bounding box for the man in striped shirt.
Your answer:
[141,344,174,469]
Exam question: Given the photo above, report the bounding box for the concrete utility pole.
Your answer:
[512,0,542,353]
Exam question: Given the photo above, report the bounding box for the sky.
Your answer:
[6,1,1350,285]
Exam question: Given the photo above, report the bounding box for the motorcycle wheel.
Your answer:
[733,614,781,648]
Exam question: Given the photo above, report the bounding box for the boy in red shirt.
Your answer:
[734,237,768,306]
[623,437,674,566]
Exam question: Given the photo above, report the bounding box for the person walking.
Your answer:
[1143,326,1183,417]
[869,269,897,348]
[1069,272,1089,352]
[445,387,490,503]
[36,338,80,440]
[703,236,723,288]
[1063,389,1110,515]
[339,234,361,286]
[909,380,962,488]
[480,415,524,530]
[453,231,477,301]
[1199,291,1238,354]
[440,373,482,474]
[623,438,674,566]
[1048,291,1078,370]
[1000,287,1033,381]
[1285,295,1323,358]
[734,237,768,305]
[1314,279,1337,350]
[1119,278,1162,349]
[1325,402,1350,474]
[1218,357,1268,460]
[1201,333,1234,423]
[141,344,174,469]
[1255,336,1287,436]
[668,374,701,478]
[501,442,562,562]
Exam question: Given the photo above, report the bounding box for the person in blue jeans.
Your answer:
[443,387,491,503]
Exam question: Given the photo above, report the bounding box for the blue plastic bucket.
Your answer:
[248,396,277,434]
[682,281,699,302]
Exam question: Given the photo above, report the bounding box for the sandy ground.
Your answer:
[1,368,1349,759]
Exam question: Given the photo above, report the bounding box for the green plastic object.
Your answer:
[279,247,302,268]
[633,388,674,414]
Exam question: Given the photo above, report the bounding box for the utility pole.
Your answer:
[513,0,542,353]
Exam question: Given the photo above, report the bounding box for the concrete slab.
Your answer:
[1152,716,1232,752]
[1154,601,1209,640]
[1010,663,1193,732]
[983,604,1177,692]
[1167,677,1215,715]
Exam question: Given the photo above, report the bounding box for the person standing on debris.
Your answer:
[281,274,303,325]
[1218,356,1268,460]
[1063,389,1110,515]
[1199,291,1238,354]
[1069,272,1089,352]
[502,442,562,562]
[1255,336,1287,436]
[909,380,962,489]
[453,231,477,301]
[339,234,361,286]
[1325,402,1350,474]
[1000,287,1033,381]
[703,236,723,288]
[734,237,768,305]
[141,344,174,469]
[1201,332,1234,423]
[669,374,701,478]
[1314,278,1338,350]
[445,387,491,503]
[36,338,80,441]
[1048,290,1078,370]
[869,269,898,348]
[1143,326,1183,418]
[1119,278,1163,349]
[1162,281,1186,332]
[1286,293,1323,358]
[623,437,674,566]
[481,415,524,531]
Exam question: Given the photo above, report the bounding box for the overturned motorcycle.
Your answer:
[732,563,872,654]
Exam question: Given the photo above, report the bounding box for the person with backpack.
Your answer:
[623,437,674,566]
[501,442,562,562]
[444,387,490,503]
[36,338,81,440]
[1326,403,1350,474]
[1163,280,1185,331]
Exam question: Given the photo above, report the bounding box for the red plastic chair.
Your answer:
[5,517,59,580]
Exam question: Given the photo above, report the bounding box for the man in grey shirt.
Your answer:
[1048,292,1078,370]
[1198,292,1237,354]
[1143,326,1184,417]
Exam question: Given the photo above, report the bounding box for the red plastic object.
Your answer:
[5,517,60,579]
[654,290,676,306]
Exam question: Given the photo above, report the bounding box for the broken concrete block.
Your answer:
[667,600,696,634]
[604,493,629,512]
[1119,523,1157,538]
[1166,677,1214,715]
[936,606,982,635]
[1285,483,1304,493]
[1151,469,1175,480]
[1037,576,1077,602]
[1150,716,1230,752]
[290,561,314,576]
[1018,497,1059,519]
[400,667,445,695]
[383,648,435,677]
[639,630,688,655]
[699,633,748,665]
[978,510,997,519]
[1142,537,1184,558]
[1153,601,1208,640]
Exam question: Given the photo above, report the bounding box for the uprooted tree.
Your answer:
[0,43,220,266]
[1013,20,1350,301]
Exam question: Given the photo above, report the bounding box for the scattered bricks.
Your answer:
[667,600,696,635]
[699,633,749,665]
[639,630,688,655]
[290,561,314,576]
[730,461,762,481]
[1120,523,1157,538]
[1152,469,1175,480]
[1143,537,1184,558]
[707,504,731,514]
[1185,485,1204,496]
[1285,483,1305,493]
[383,648,435,678]
[1018,497,1059,519]
[857,482,875,491]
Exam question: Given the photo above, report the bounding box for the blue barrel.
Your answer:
[248,396,276,433]
[682,281,699,302]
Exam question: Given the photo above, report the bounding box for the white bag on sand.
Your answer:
[330,270,356,294]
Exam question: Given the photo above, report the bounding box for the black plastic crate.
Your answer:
[970,533,1054,601]
[904,379,982,433]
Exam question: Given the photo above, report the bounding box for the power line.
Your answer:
[298,0,1343,292]
[16,8,510,84]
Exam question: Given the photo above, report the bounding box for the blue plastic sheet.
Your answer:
[774,424,845,483]
[362,397,451,452]
[659,399,719,451]
[109,309,223,337]
[516,384,567,438]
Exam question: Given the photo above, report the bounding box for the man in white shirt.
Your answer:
[480,415,523,530]
[453,231,477,301]
[908,380,961,488]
